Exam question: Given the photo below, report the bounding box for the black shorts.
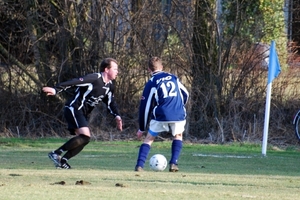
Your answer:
[64,106,88,135]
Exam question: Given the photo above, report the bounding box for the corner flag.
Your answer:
[267,41,281,84]
[262,40,281,156]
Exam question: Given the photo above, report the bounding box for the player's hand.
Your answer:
[115,116,123,131]
[136,130,144,139]
[42,87,56,96]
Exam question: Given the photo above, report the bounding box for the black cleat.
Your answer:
[57,162,71,169]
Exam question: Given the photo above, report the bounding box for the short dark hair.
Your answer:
[100,58,118,72]
[148,56,162,71]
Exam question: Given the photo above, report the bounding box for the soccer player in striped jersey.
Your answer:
[43,58,122,169]
[135,56,189,172]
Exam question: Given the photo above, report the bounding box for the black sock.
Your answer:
[53,149,64,155]
[62,143,88,160]
[61,157,68,164]
[55,135,90,156]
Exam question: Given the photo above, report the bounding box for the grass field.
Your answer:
[1,138,300,200]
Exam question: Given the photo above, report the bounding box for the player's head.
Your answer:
[148,57,163,72]
[100,58,119,80]
[100,58,118,72]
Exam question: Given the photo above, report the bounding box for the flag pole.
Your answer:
[262,82,272,156]
[262,40,281,156]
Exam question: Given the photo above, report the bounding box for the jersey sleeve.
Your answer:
[138,81,156,132]
[54,73,99,94]
[178,80,189,105]
[102,83,121,118]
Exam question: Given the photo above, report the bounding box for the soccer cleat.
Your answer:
[58,162,72,169]
[57,157,72,169]
[134,166,143,172]
[169,164,179,172]
[48,151,61,166]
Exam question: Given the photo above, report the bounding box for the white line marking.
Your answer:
[192,153,253,158]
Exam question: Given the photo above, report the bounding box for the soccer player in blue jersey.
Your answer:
[42,58,123,169]
[134,56,189,172]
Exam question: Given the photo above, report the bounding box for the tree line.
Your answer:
[0,0,298,145]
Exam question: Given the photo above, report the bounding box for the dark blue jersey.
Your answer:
[138,71,189,131]
[55,73,120,118]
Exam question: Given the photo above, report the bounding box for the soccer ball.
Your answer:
[149,154,167,171]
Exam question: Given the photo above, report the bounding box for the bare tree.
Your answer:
[0,0,295,145]
[189,0,291,143]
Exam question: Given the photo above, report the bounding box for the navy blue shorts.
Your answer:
[64,106,88,135]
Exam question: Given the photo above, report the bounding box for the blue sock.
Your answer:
[170,140,182,165]
[136,143,151,168]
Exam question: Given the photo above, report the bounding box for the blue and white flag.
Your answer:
[267,41,281,84]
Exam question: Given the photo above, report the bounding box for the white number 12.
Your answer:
[160,81,177,98]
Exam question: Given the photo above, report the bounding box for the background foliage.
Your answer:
[0,0,298,145]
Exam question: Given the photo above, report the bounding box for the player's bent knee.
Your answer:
[79,134,90,145]
[174,133,183,140]
[76,127,91,137]
[144,134,155,145]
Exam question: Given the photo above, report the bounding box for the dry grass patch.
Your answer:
[1,169,300,200]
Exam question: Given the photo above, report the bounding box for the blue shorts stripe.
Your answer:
[148,129,158,137]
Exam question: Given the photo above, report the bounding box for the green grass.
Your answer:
[1,138,300,199]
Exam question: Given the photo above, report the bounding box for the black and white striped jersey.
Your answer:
[55,73,120,118]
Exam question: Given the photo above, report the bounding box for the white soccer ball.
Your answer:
[149,154,167,171]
